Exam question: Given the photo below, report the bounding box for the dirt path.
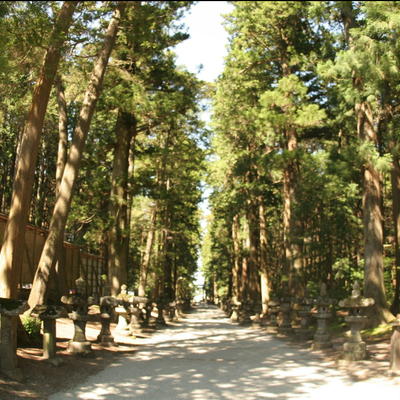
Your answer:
[46,304,400,400]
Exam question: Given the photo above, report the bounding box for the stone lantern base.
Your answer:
[340,341,368,361]
[67,340,93,356]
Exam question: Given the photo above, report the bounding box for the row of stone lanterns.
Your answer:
[0,279,180,381]
[228,281,400,370]
[265,282,375,362]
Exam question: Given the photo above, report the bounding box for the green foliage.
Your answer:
[21,315,41,342]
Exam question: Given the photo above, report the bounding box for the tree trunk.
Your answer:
[108,110,136,296]
[283,127,303,297]
[231,214,241,303]
[390,150,400,314]
[0,1,79,299]
[53,76,69,299]
[138,203,157,297]
[357,101,393,326]
[259,197,269,315]
[28,2,125,308]
[241,219,249,301]
[247,200,260,303]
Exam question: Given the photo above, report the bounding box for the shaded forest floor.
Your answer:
[0,307,398,399]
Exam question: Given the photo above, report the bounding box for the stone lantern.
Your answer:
[115,284,132,337]
[312,283,337,349]
[278,286,293,335]
[295,287,313,341]
[0,298,29,381]
[239,296,253,325]
[97,296,119,346]
[389,314,400,371]
[339,281,374,361]
[61,277,94,356]
[267,294,280,329]
[30,304,68,365]
[229,300,240,323]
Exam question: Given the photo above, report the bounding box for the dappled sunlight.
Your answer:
[49,304,400,400]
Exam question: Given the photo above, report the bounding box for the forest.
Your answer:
[0,1,399,329]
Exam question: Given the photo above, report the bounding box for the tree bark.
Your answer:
[53,76,69,299]
[28,2,125,308]
[259,197,270,314]
[0,1,79,299]
[357,101,393,325]
[231,214,241,303]
[340,2,393,325]
[108,110,136,296]
[138,203,157,297]
[283,127,303,297]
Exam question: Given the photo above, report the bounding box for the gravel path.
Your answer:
[49,304,400,400]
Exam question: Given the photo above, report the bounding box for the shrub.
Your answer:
[21,315,41,342]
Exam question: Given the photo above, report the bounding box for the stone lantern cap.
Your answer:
[99,296,119,307]
[131,296,148,305]
[30,305,68,320]
[61,277,90,306]
[268,294,280,307]
[295,287,313,305]
[314,283,337,306]
[338,281,375,309]
[0,298,29,316]
[116,284,131,303]
[61,295,88,307]
[389,314,400,327]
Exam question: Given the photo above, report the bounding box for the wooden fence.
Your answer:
[0,214,104,300]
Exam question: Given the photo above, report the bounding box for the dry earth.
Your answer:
[0,307,398,399]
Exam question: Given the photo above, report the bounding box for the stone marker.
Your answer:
[312,283,337,350]
[30,304,68,365]
[294,287,313,341]
[61,277,94,356]
[278,286,293,335]
[115,284,132,337]
[239,297,253,326]
[229,302,240,323]
[267,294,280,329]
[338,281,374,362]
[97,296,119,346]
[253,300,263,325]
[155,293,166,326]
[0,298,29,381]
[129,296,147,333]
[389,314,400,371]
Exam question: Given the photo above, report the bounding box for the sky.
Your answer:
[174,1,234,83]
[173,1,234,287]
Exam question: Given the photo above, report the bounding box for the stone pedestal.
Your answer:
[278,288,293,335]
[155,296,166,326]
[267,295,280,329]
[115,305,132,337]
[0,298,29,381]
[295,289,313,341]
[239,298,253,326]
[67,309,93,356]
[390,315,400,371]
[339,282,374,362]
[61,278,94,356]
[165,302,177,322]
[142,302,155,328]
[230,304,240,323]
[176,300,185,318]
[253,301,263,325]
[30,305,68,365]
[97,296,118,346]
[129,305,142,333]
[312,284,336,350]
